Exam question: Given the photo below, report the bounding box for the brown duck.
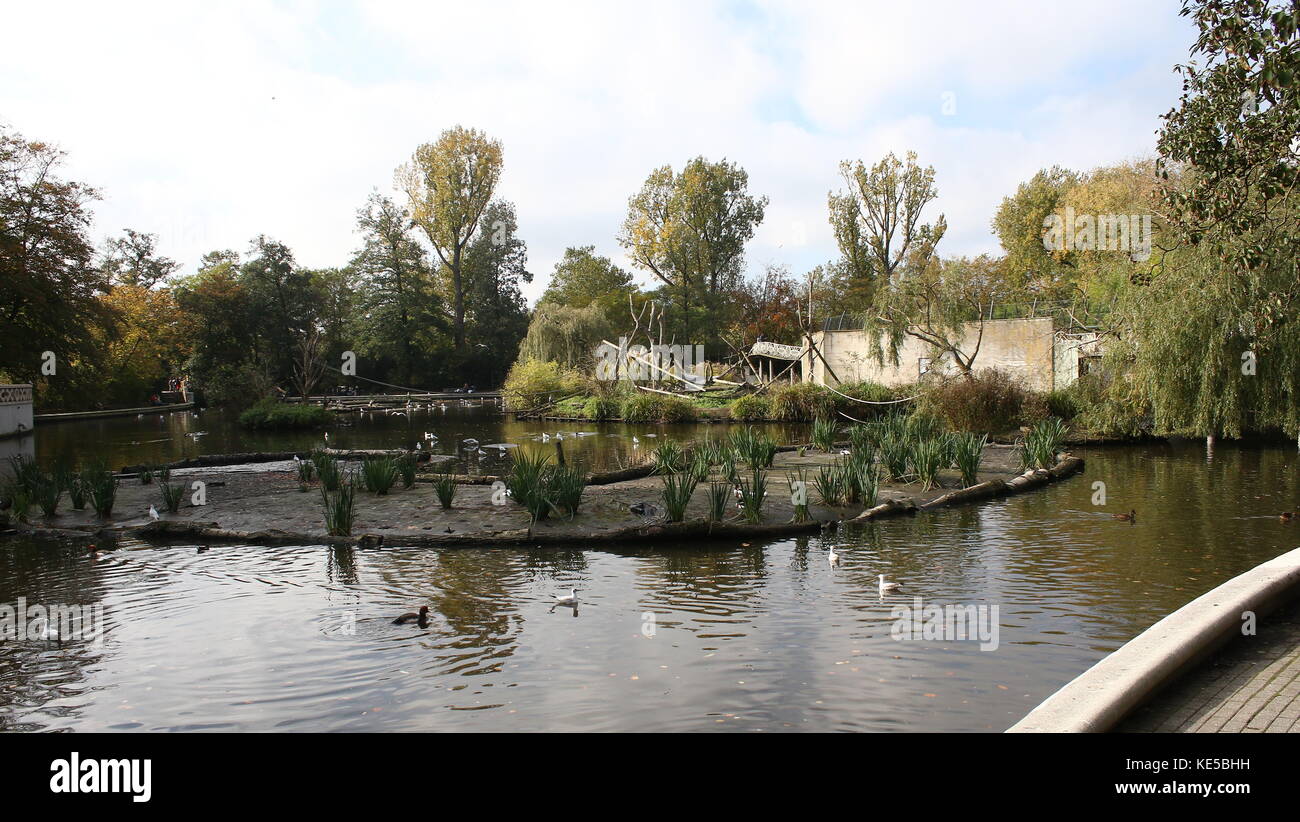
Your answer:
[1280,511,1296,522]
[1112,509,1136,522]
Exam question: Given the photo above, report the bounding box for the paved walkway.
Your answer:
[1118,597,1300,732]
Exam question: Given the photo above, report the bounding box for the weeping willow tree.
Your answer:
[517,302,619,371]
[1103,248,1300,438]
[1131,0,1300,439]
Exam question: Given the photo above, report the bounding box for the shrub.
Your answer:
[910,437,947,491]
[396,454,417,489]
[813,464,845,506]
[1045,390,1079,421]
[583,395,622,420]
[832,381,899,417]
[502,358,586,411]
[924,369,1029,433]
[312,452,342,491]
[729,394,771,421]
[84,463,117,518]
[621,393,698,423]
[159,475,185,513]
[1017,417,1069,470]
[239,398,333,430]
[769,383,836,422]
[730,427,777,469]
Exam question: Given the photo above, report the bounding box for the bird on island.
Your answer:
[1280,511,1295,522]
[148,505,160,522]
[392,605,430,627]
[878,574,901,593]
[828,546,840,566]
[1112,509,1137,522]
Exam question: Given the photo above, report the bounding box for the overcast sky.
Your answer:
[2,0,1198,302]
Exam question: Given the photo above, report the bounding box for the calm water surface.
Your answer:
[3,410,1298,731]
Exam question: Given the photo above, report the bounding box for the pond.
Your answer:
[3,409,1298,731]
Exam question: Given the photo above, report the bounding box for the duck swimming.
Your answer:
[392,606,430,627]
[1112,509,1137,522]
[1280,511,1295,522]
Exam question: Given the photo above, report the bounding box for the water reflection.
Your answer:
[0,442,1296,731]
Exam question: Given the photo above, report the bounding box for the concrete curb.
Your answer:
[1007,544,1300,733]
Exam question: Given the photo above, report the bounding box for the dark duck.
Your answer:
[392,605,430,627]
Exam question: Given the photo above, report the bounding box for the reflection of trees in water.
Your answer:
[0,539,108,731]
[327,545,359,587]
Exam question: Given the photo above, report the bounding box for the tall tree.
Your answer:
[99,229,180,289]
[618,156,767,345]
[540,245,635,313]
[350,193,446,387]
[239,235,320,382]
[828,151,947,306]
[0,126,113,397]
[463,199,531,387]
[396,126,503,352]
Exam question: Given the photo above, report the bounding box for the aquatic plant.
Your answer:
[910,437,947,491]
[688,448,712,482]
[813,463,845,506]
[296,456,316,484]
[312,452,342,491]
[396,454,416,489]
[707,482,730,522]
[433,472,457,509]
[84,463,117,518]
[67,475,87,511]
[8,455,40,496]
[812,417,838,452]
[3,477,31,523]
[878,435,911,483]
[951,432,987,487]
[159,475,185,513]
[321,478,357,536]
[138,465,154,485]
[651,440,686,475]
[506,450,555,521]
[787,469,811,523]
[1017,417,1069,470]
[737,468,767,524]
[660,471,699,523]
[548,464,586,517]
[730,426,777,470]
[33,472,62,517]
[361,456,399,495]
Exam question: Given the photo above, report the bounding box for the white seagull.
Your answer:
[553,588,579,607]
[828,546,840,566]
[878,574,901,593]
[148,505,160,521]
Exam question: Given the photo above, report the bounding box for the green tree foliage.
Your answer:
[349,193,447,387]
[618,156,767,344]
[397,126,503,352]
[1121,0,1300,437]
[991,166,1081,294]
[828,151,947,306]
[0,126,114,403]
[462,199,532,388]
[99,229,180,289]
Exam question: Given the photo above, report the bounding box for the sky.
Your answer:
[0,0,1199,303]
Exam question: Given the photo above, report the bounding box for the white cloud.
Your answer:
[0,0,1194,301]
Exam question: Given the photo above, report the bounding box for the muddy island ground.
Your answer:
[9,445,1085,548]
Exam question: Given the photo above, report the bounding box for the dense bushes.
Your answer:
[769,383,837,422]
[238,398,333,429]
[583,395,622,420]
[621,392,699,423]
[729,394,771,421]
[502,358,587,410]
[921,369,1032,434]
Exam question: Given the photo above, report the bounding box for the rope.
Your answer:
[821,381,922,406]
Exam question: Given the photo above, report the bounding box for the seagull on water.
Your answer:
[878,574,901,593]
[552,589,579,608]
[828,546,840,566]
